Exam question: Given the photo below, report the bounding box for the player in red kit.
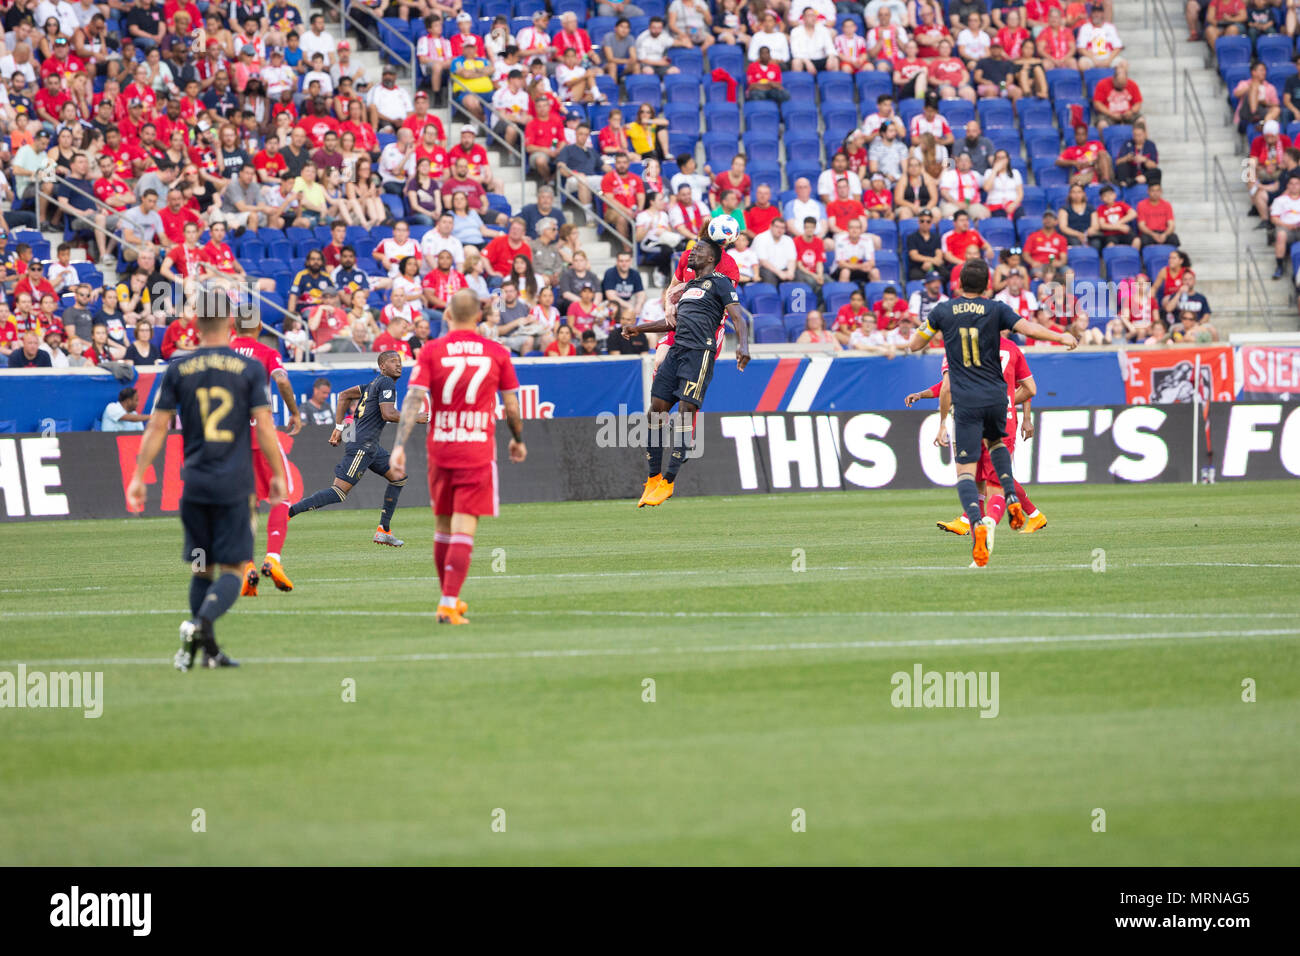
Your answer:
[391,290,527,626]
[229,314,303,594]
[904,336,1048,535]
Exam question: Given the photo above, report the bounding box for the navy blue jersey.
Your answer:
[922,296,1021,407]
[673,271,739,351]
[350,374,398,447]
[153,346,269,504]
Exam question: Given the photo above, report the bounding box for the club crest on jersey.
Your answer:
[702,280,711,289]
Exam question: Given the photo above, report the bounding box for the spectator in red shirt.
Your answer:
[1250,118,1291,167]
[160,311,200,359]
[826,178,867,234]
[832,289,871,347]
[792,216,826,291]
[523,96,565,180]
[746,47,790,103]
[1095,183,1138,246]
[711,155,751,206]
[1092,64,1144,128]
[373,315,415,358]
[872,286,912,330]
[941,210,991,265]
[544,322,579,356]
[1135,181,1180,249]
[1057,123,1114,186]
[746,183,781,236]
[482,217,533,278]
[599,151,645,240]
[1023,210,1070,276]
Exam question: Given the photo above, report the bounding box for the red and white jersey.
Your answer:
[663,249,740,352]
[942,336,1031,434]
[995,287,1039,324]
[410,329,520,468]
[230,334,286,412]
[910,112,952,141]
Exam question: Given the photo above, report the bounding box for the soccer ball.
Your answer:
[706,215,739,246]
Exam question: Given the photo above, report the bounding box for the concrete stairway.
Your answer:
[1115,0,1296,331]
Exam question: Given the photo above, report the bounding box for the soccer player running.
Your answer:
[622,238,750,507]
[905,339,1048,534]
[908,259,1075,566]
[391,289,527,626]
[289,350,426,545]
[229,315,302,595]
[127,300,287,670]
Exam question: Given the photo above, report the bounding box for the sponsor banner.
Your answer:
[1118,345,1234,405]
[1237,345,1300,401]
[0,357,644,433]
[6,404,1296,520]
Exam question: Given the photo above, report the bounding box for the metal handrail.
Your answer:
[1210,155,1241,290]
[1147,0,1179,114]
[325,0,419,95]
[449,95,529,210]
[1183,69,1209,200]
[1243,247,1276,330]
[550,165,636,257]
[38,171,291,340]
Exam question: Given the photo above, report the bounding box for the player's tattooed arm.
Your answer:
[272,369,302,435]
[1013,318,1077,349]
[501,390,527,463]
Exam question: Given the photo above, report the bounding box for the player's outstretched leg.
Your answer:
[374,478,407,547]
[646,406,697,506]
[262,501,294,590]
[290,480,352,518]
[639,407,669,507]
[1014,480,1047,533]
[988,443,1024,530]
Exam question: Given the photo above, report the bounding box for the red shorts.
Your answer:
[252,430,295,502]
[976,435,1014,486]
[429,461,499,517]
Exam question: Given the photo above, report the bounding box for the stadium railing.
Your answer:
[37,171,294,344]
[1210,155,1243,291]
[1182,69,1210,202]
[1143,0,1180,114]
[449,96,529,210]
[324,0,419,96]
[1243,248,1277,329]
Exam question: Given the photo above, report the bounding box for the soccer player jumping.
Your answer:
[621,238,749,506]
[908,259,1076,566]
[391,289,527,626]
[289,350,426,545]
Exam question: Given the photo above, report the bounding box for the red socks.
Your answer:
[986,494,1007,524]
[265,502,289,561]
[441,533,474,604]
[434,532,451,587]
[1013,480,1036,514]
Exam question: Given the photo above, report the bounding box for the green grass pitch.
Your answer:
[1,481,1297,865]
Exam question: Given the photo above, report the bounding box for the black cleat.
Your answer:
[201,650,240,668]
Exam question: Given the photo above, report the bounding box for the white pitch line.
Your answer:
[2,628,1296,669]
[0,607,1296,622]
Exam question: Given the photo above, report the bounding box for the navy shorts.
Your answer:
[181,497,253,568]
[953,403,1008,465]
[651,346,715,408]
[335,442,392,484]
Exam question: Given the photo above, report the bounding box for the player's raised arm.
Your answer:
[252,406,287,505]
[501,389,526,463]
[1013,318,1077,349]
[272,369,302,436]
[726,302,749,370]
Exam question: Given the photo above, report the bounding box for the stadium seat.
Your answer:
[1102,246,1141,281]
[783,313,808,341]
[988,128,1022,157]
[1046,68,1081,100]
[586,16,615,41]
[1025,130,1060,162]
[708,44,744,78]
[1214,35,1252,74]
[623,74,662,107]
[1034,166,1069,189]
[779,282,812,311]
[824,290,854,317]
[784,133,821,165]
[1067,246,1101,279]
[856,71,893,104]
[743,134,780,165]
[1083,67,1114,99]
[667,46,704,75]
[706,108,741,137]
[1017,98,1054,131]
[1019,186,1046,221]
[783,71,815,101]
[744,99,779,125]
[381,194,405,221]
[978,98,1015,130]
[817,72,855,104]
[1142,244,1177,276]
[752,314,786,344]
[822,106,859,142]
[787,161,822,186]
[1123,184,1149,206]
[981,218,1015,250]
[266,239,292,261]
[874,251,900,282]
[1258,34,1294,66]
[1102,124,1133,156]
[938,99,974,129]
[664,75,701,106]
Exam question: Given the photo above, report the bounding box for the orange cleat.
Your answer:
[637,474,662,507]
[437,605,470,625]
[642,477,675,507]
[1019,511,1047,534]
[240,562,259,597]
[1007,501,1026,531]
[261,557,293,592]
[971,517,994,567]
[937,516,970,535]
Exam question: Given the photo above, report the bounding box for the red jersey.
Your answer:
[159,206,201,246]
[160,317,200,358]
[746,62,781,86]
[298,115,339,148]
[826,198,867,232]
[421,268,467,304]
[601,170,643,210]
[448,142,490,178]
[793,236,824,272]
[254,149,288,179]
[409,329,520,468]
[403,113,445,143]
[942,337,1031,434]
[873,299,910,331]
[833,304,870,332]
[373,331,414,358]
[340,120,379,154]
[746,203,781,236]
[230,335,285,407]
[202,240,238,273]
[664,250,739,352]
[165,242,204,279]
[1023,229,1068,265]
[1097,200,1133,231]
[414,142,449,177]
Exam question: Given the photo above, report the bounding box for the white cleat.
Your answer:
[175,619,196,672]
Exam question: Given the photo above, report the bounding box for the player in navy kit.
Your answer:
[621,238,750,506]
[909,259,1076,566]
[289,350,429,545]
[127,302,287,670]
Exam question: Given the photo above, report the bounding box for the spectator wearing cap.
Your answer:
[402,90,447,147]
[260,47,296,98]
[449,11,483,59]
[516,11,554,62]
[449,39,495,123]
[332,39,367,90]
[1076,5,1125,69]
[448,125,503,195]
[366,67,415,132]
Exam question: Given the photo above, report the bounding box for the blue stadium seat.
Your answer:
[897,98,924,132]
[554,0,587,20]
[746,285,781,314]
[706,107,741,137]
[748,163,783,196]
[1083,67,1114,99]
[586,16,616,42]
[988,128,1022,156]
[866,219,897,251]
[981,218,1015,250]
[822,106,859,142]
[743,134,780,165]
[783,313,808,341]
[780,101,819,129]
[706,80,738,105]
[1257,34,1294,66]
[752,314,786,344]
[1123,184,1149,206]
[744,99,779,125]
[1267,65,1294,96]
[1143,244,1177,276]
[978,98,1015,129]
[667,46,704,75]
[1034,166,1069,189]
[1102,246,1141,281]
[856,71,893,104]
[1067,245,1101,279]
[1025,130,1061,162]
[381,194,406,221]
[1215,35,1252,73]
[1017,98,1054,131]
[779,282,812,311]
[267,239,292,261]
[1019,186,1046,220]
[708,44,744,78]
[783,71,815,101]
[1046,69,1081,100]
[784,133,820,164]
[624,74,662,107]
[939,98,974,129]
[1102,124,1133,156]
[817,71,855,104]
[875,251,900,282]
[664,74,700,106]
